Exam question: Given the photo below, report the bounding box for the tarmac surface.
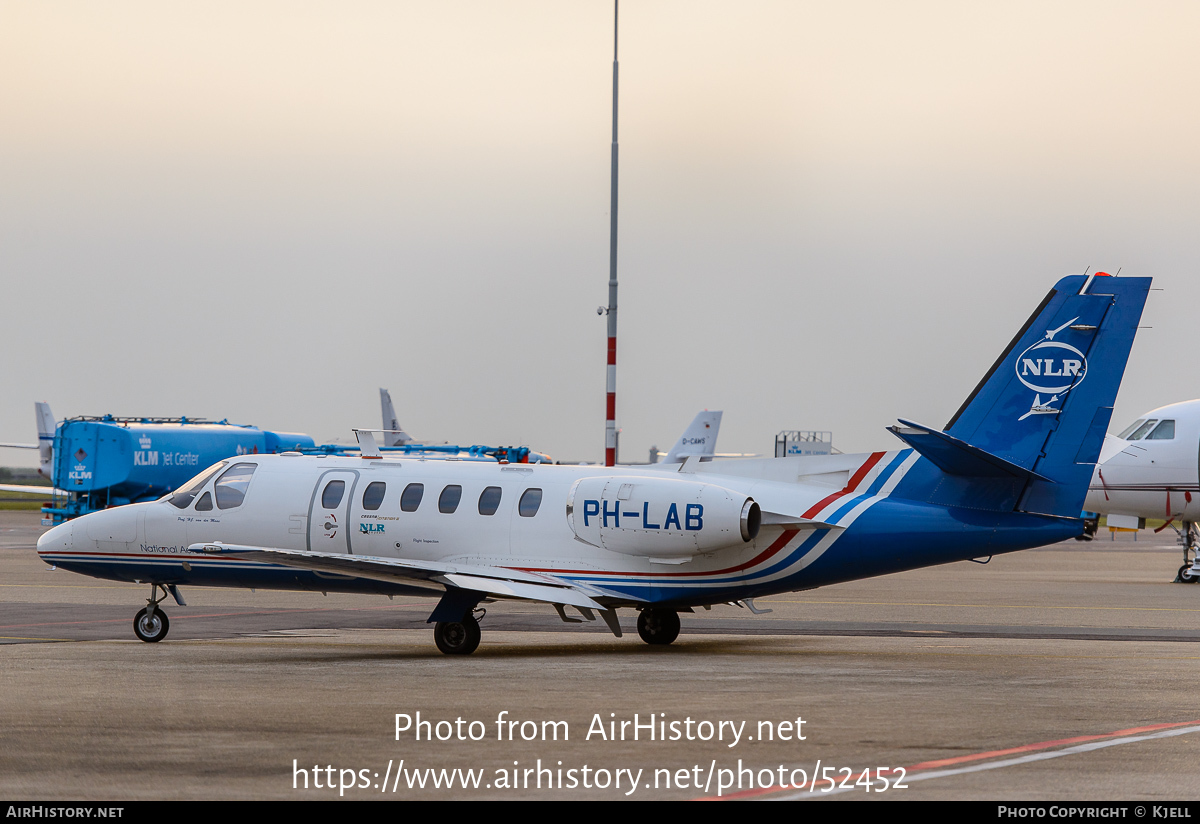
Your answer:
[2,510,1199,801]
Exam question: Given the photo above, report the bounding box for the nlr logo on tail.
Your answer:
[1018,339,1087,394]
[1014,317,1090,421]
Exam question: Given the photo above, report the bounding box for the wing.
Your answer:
[188,542,642,611]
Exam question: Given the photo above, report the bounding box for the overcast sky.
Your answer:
[2,1,1197,467]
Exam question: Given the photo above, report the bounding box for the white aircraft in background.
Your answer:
[646,410,761,464]
[35,274,1151,654]
[1082,400,1200,582]
[379,388,415,447]
[0,402,64,495]
[656,410,722,464]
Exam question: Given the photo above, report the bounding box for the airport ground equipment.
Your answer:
[41,416,317,521]
[775,431,835,457]
[29,414,549,523]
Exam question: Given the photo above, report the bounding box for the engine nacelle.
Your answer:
[567,475,760,560]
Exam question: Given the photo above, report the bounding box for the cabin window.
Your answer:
[478,486,502,515]
[401,483,424,512]
[166,461,226,509]
[362,481,386,511]
[214,463,257,509]
[1127,419,1159,441]
[518,488,543,517]
[439,485,462,514]
[195,492,212,512]
[1147,419,1176,440]
[321,480,345,509]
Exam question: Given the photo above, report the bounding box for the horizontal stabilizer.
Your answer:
[887,419,1053,483]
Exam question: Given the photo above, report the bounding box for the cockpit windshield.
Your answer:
[165,462,228,509]
[1116,419,1145,439]
[1125,419,1159,441]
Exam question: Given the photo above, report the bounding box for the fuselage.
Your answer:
[38,448,1081,607]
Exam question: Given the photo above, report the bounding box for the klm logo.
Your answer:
[360,523,386,534]
[133,451,159,466]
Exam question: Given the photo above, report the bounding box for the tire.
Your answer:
[1178,564,1198,584]
[434,615,481,655]
[636,609,680,646]
[134,607,170,642]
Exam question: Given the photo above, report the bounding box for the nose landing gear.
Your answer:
[133,583,179,642]
[134,606,169,642]
[1175,522,1199,584]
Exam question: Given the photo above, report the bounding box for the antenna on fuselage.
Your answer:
[604,0,620,467]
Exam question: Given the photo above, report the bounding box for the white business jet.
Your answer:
[1083,400,1200,582]
[36,274,1151,653]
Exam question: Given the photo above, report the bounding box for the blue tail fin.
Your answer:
[899,274,1150,517]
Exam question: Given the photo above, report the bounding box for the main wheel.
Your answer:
[637,609,680,646]
[134,607,170,642]
[434,615,481,655]
[1178,564,1198,584]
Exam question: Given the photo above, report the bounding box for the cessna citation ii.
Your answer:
[36,274,1150,654]
[1083,399,1200,582]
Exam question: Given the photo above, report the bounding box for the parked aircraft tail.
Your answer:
[35,402,55,478]
[661,411,723,464]
[891,273,1151,518]
[379,389,412,447]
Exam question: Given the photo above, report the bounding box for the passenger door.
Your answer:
[307,470,359,554]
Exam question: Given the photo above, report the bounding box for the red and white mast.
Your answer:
[604,0,620,466]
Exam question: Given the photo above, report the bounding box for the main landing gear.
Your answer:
[132,583,185,642]
[636,608,680,646]
[434,615,482,655]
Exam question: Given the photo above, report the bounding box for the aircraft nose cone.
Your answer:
[37,521,73,563]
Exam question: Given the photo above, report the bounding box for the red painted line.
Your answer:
[39,551,258,561]
[707,719,1200,800]
[800,451,885,520]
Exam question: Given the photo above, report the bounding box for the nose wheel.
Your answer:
[133,583,173,642]
[1176,522,1199,584]
[134,606,170,642]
